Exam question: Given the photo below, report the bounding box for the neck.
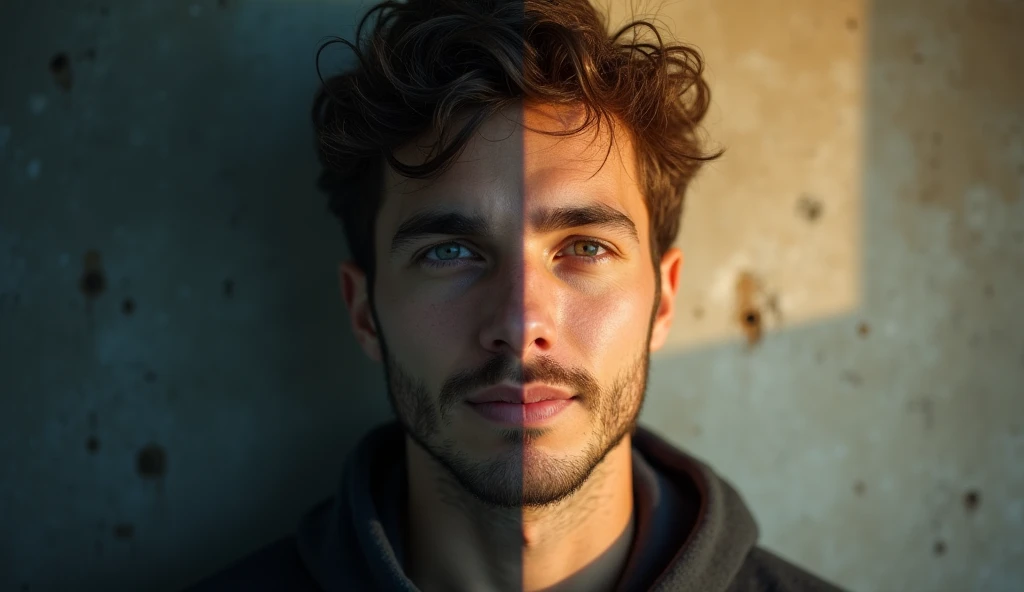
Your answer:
[404,437,636,592]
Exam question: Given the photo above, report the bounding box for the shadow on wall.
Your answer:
[0,1,392,591]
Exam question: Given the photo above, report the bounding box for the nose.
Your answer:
[478,258,557,359]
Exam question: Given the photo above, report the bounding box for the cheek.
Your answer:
[564,279,653,359]
[379,286,474,366]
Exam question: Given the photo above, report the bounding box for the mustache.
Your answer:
[438,355,599,411]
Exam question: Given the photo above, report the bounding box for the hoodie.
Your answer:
[185,423,846,591]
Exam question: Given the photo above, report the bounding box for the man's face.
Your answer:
[348,103,677,508]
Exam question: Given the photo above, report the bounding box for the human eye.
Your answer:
[415,241,481,269]
[561,238,615,265]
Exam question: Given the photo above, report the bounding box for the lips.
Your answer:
[465,384,574,405]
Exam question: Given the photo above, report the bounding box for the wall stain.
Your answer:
[964,489,981,512]
[136,444,167,479]
[933,540,946,556]
[841,370,863,387]
[49,52,72,91]
[796,193,823,222]
[223,279,235,298]
[845,17,858,31]
[144,370,158,383]
[907,396,935,430]
[86,436,100,454]
[735,271,774,346]
[853,480,866,496]
[122,298,135,315]
[79,250,106,303]
[857,322,870,337]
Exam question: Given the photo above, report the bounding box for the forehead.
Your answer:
[378,103,646,241]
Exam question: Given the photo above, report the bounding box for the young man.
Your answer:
[187,0,845,590]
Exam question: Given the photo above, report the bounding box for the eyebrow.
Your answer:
[389,202,640,257]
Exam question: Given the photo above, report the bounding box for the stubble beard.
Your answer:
[375,315,654,511]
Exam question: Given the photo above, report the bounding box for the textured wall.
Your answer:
[1,0,1021,591]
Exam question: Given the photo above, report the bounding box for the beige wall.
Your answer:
[606,0,1024,590]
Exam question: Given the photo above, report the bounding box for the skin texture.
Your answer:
[340,101,683,592]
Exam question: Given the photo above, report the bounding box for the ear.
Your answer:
[339,260,383,363]
[648,247,683,353]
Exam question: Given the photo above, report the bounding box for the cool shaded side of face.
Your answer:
[370,103,661,507]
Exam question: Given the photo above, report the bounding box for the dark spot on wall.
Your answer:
[983,284,994,298]
[122,298,135,315]
[86,436,100,453]
[144,370,158,383]
[911,51,924,65]
[218,0,228,7]
[81,270,105,297]
[224,279,234,298]
[736,271,763,346]
[49,52,73,91]
[907,397,934,430]
[80,250,106,300]
[933,540,946,556]
[842,371,863,387]
[845,17,857,31]
[857,322,870,337]
[740,309,761,343]
[99,6,109,16]
[693,306,704,320]
[796,193,823,222]
[963,490,980,512]
[136,444,167,479]
[83,48,97,61]
[853,480,866,496]
[113,523,135,539]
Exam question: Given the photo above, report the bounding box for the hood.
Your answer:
[296,422,761,591]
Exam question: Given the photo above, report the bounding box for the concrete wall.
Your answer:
[1,0,1021,590]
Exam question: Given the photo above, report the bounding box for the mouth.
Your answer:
[465,384,577,426]
[465,384,574,404]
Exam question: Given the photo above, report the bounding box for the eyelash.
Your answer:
[415,238,616,269]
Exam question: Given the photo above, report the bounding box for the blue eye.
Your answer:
[419,242,475,268]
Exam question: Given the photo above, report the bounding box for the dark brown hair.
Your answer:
[312,0,720,300]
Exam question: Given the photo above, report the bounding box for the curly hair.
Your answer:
[312,0,720,301]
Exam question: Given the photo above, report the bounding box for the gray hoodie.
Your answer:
[185,423,846,591]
